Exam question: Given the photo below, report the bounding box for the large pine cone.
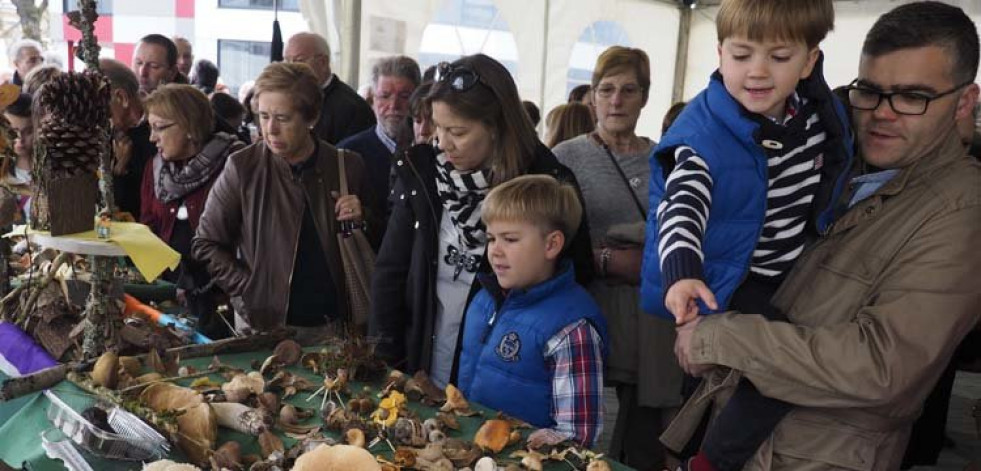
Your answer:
[35,71,110,179]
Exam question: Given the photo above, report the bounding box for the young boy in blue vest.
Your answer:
[457,175,608,448]
[640,0,854,469]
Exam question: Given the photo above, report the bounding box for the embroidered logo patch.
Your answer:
[496,332,521,362]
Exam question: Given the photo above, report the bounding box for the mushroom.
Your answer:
[473,456,496,471]
[473,419,511,453]
[91,351,118,389]
[586,459,613,471]
[211,402,273,435]
[118,356,141,377]
[258,430,284,458]
[344,427,366,448]
[140,383,216,466]
[429,429,446,444]
[272,339,303,365]
[440,384,476,416]
[209,441,242,471]
[393,448,416,467]
[521,456,543,471]
[299,352,325,374]
[256,392,279,412]
[292,444,381,471]
[222,372,265,403]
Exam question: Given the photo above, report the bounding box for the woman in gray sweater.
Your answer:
[553,46,682,471]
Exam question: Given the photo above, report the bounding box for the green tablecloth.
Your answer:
[0,349,633,470]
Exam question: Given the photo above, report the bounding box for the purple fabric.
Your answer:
[0,322,58,376]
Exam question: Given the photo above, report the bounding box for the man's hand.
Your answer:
[675,316,713,376]
[665,278,718,325]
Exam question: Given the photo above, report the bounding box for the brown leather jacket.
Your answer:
[662,134,981,470]
[193,138,378,331]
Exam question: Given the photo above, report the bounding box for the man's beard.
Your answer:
[381,117,412,145]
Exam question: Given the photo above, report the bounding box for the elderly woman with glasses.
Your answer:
[552,46,682,468]
[194,62,379,341]
[140,84,245,337]
[370,54,596,390]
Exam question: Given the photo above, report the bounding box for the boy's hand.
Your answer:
[665,279,718,325]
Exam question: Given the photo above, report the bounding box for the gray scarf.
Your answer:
[154,132,239,203]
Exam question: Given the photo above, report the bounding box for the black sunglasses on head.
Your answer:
[434,61,481,92]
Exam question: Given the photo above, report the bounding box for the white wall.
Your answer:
[683,0,981,101]
[355,0,679,140]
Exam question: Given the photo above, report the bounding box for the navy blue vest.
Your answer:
[641,70,853,320]
[457,263,608,428]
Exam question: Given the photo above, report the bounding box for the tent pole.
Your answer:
[539,0,550,135]
[341,0,362,87]
[671,5,692,104]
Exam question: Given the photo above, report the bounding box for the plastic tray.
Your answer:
[44,390,169,461]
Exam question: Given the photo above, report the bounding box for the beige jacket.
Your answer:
[662,133,981,470]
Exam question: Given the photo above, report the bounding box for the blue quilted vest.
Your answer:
[640,70,853,320]
[457,263,608,428]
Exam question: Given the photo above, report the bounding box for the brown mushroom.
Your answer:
[272,339,303,365]
[344,427,365,448]
[210,441,242,470]
[118,356,141,377]
[258,429,284,458]
[91,351,118,389]
[473,419,511,453]
[586,459,613,471]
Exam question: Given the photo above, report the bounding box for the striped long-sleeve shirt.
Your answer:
[657,96,828,293]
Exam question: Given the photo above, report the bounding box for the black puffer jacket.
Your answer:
[369,143,595,377]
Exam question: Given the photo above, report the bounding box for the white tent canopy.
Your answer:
[299,0,981,140]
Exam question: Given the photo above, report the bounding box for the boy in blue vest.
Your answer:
[457,175,608,448]
[640,0,854,469]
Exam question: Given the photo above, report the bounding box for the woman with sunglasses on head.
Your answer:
[370,54,596,390]
[140,84,245,338]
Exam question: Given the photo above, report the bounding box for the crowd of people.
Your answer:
[2,0,980,469]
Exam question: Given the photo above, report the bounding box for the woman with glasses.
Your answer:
[140,84,245,338]
[551,46,680,468]
[1,93,35,223]
[370,54,595,389]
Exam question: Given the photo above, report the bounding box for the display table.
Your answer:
[0,348,634,470]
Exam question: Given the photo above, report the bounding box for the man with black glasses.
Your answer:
[668,2,981,469]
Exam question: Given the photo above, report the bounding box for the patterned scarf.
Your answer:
[434,153,491,251]
[155,132,238,203]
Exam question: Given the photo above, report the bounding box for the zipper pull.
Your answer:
[480,310,498,344]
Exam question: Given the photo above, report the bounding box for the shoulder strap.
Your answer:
[592,133,646,221]
[337,148,350,196]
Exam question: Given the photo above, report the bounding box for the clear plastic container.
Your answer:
[44,390,169,461]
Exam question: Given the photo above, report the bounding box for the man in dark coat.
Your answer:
[100,58,155,220]
[285,32,375,145]
[338,55,420,225]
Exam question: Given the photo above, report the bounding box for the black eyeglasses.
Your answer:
[434,62,481,92]
[845,79,974,116]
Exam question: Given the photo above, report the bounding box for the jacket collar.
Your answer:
[831,131,967,235]
[875,129,967,197]
[477,259,576,309]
